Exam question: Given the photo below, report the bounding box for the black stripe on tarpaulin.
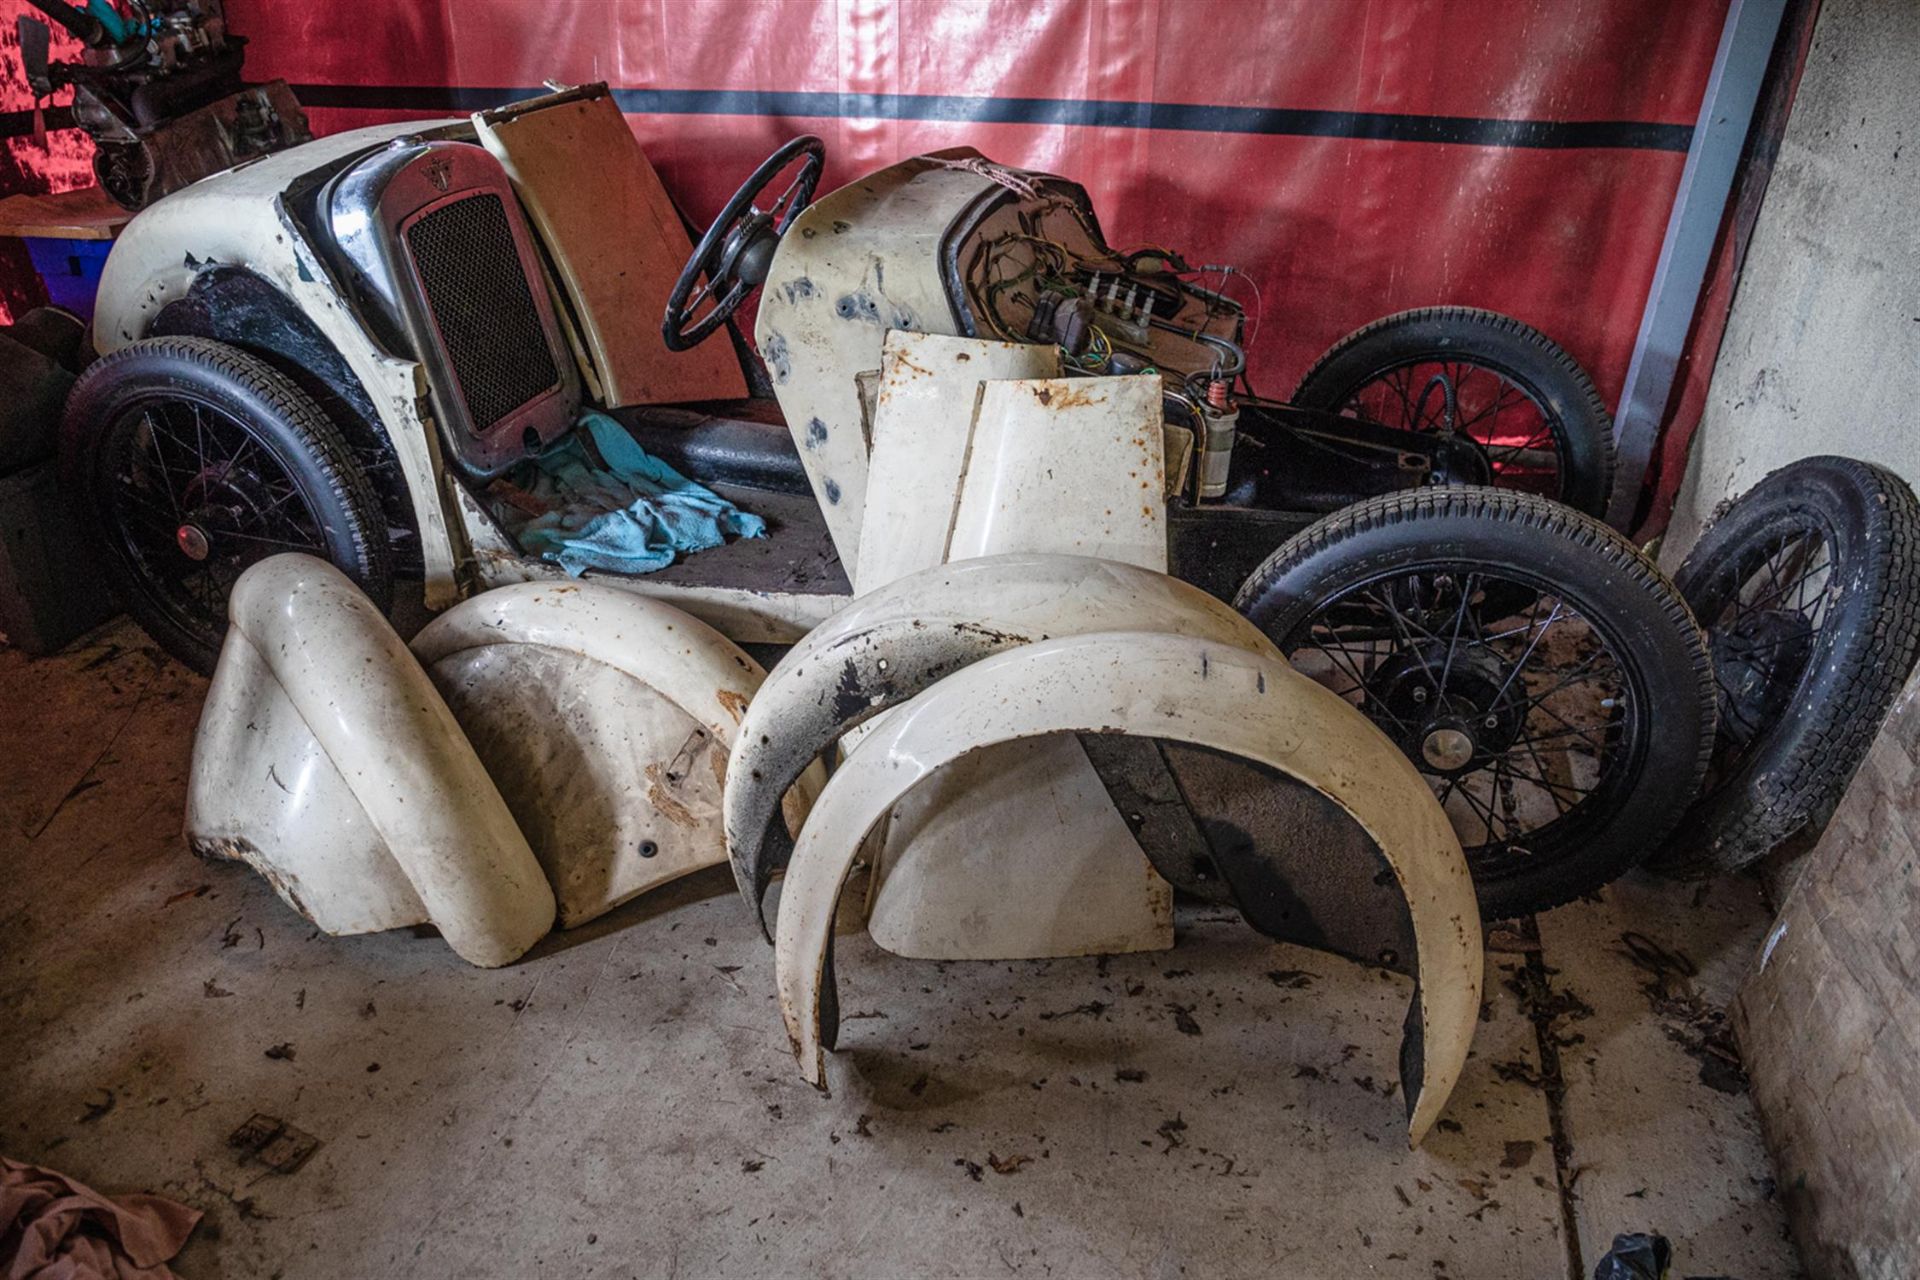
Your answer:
[0,106,75,142]
[290,84,1694,153]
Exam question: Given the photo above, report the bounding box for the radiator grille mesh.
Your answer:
[405,193,558,433]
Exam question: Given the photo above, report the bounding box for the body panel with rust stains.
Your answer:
[410,582,823,927]
[772,630,1483,1147]
[844,332,1179,960]
[752,152,1001,579]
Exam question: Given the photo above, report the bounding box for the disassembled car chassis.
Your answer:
[55,82,1782,1146]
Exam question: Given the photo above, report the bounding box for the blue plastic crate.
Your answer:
[23,236,112,322]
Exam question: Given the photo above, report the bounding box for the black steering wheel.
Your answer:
[662,135,826,352]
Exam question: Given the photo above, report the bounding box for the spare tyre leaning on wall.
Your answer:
[1653,456,1920,875]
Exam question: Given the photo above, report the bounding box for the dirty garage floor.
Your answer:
[1,622,1799,1279]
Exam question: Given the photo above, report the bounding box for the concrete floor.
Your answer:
[2,620,1801,1279]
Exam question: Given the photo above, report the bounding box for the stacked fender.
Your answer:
[721,553,1270,931]
[186,556,555,967]
[728,553,1487,1145]
[186,555,812,964]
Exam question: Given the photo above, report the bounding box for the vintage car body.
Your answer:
[93,113,846,640]
[85,97,1427,641]
[92,87,1638,1136]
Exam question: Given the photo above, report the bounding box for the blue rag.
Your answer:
[509,411,767,576]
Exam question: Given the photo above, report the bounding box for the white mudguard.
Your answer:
[722,553,1276,932]
[185,555,554,967]
[409,583,822,927]
[772,630,1483,1146]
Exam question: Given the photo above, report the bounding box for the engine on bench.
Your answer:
[14,0,311,208]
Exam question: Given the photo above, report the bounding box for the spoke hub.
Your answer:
[1426,431,1495,487]
[1712,608,1814,749]
[1368,644,1525,777]
[182,460,279,543]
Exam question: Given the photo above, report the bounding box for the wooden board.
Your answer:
[474,87,745,408]
[0,187,128,240]
[1732,671,1920,1278]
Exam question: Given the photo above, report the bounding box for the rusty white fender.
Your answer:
[772,630,1483,1146]
[185,555,554,967]
[722,553,1276,931]
[409,583,823,927]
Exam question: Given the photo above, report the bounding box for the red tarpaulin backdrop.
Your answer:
[3,0,1746,524]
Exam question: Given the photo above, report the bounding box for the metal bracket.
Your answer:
[1606,0,1791,530]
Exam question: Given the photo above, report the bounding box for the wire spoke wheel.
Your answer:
[101,395,331,652]
[1331,360,1563,498]
[1653,456,1920,874]
[1285,567,1639,884]
[61,337,391,674]
[1290,308,1617,518]
[1235,487,1715,918]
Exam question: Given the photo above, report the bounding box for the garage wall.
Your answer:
[1734,665,1920,1279]
[1677,2,1920,1273]
[1661,0,1919,560]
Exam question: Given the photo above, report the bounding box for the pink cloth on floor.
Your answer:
[1,1158,199,1280]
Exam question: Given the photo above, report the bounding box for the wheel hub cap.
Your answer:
[1421,727,1475,771]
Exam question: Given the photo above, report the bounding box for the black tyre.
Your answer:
[1292,307,1616,518]
[61,336,391,674]
[1235,487,1714,920]
[1653,457,1920,875]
